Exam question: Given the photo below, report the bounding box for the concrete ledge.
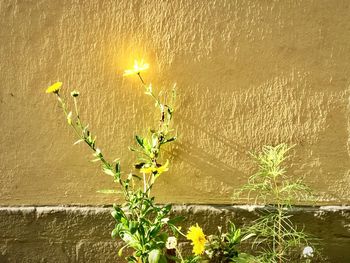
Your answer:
[0,205,349,262]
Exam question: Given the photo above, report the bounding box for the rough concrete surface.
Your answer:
[0,0,349,205]
[0,205,349,262]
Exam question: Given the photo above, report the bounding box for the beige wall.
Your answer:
[1,0,349,205]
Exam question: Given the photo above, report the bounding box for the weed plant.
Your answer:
[235,144,316,263]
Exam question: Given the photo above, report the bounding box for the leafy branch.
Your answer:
[46,61,181,263]
[235,144,316,262]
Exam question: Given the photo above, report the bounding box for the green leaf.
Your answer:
[111,228,119,238]
[121,217,128,226]
[152,133,159,148]
[73,139,84,145]
[115,160,121,173]
[235,253,256,262]
[135,135,144,148]
[231,229,241,243]
[128,146,137,152]
[158,255,167,263]
[111,210,117,219]
[162,137,176,145]
[149,225,161,237]
[118,245,127,257]
[241,233,255,242]
[103,167,115,176]
[127,256,137,262]
[129,221,139,234]
[162,204,172,213]
[167,107,173,121]
[158,232,168,243]
[131,174,141,180]
[148,249,161,263]
[111,207,126,221]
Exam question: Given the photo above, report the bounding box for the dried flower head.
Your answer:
[302,246,314,258]
[166,236,177,250]
[71,90,80,97]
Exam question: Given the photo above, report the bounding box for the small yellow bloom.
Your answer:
[140,160,169,175]
[186,224,207,255]
[123,60,149,76]
[45,82,62,94]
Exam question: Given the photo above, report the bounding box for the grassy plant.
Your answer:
[235,144,316,262]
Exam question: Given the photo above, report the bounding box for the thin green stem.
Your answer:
[175,247,184,263]
[55,92,128,197]
[137,72,146,85]
[143,172,147,193]
[56,93,84,140]
[73,96,83,128]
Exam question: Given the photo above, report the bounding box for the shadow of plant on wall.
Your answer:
[45,60,317,263]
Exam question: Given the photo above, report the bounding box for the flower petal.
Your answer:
[45,82,62,94]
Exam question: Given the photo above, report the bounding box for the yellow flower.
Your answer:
[123,60,149,76]
[45,82,62,94]
[140,160,169,175]
[186,224,207,255]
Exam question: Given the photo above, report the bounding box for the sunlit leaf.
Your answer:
[73,139,84,145]
[103,167,115,176]
[148,249,161,263]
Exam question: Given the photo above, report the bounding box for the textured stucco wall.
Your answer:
[1,0,350,205]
